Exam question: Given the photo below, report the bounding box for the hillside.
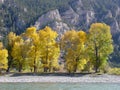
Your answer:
[0,0,120,65]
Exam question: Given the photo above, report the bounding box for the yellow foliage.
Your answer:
[87,23,113,72]
[61,30,87,72]
[78,30,86,43]
[38,26,60,72]
[0,42,8,70]
[25,27,37,37]
[8,32,17,47]
[77,59,87,70]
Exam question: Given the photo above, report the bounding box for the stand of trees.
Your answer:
[0,23,113,73]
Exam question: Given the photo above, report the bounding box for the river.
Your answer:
[0,83,120,90]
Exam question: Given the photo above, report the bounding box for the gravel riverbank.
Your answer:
[0,74,120,83]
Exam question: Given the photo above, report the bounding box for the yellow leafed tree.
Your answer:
[25,27,41,73]
[61,30,87,73]
[87,23,113,73]
[11,36,29,72]
[0,42,8,73]
[39,26,60,72]
[7,32,17,72]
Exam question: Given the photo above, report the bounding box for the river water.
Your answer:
[0,83,120,90]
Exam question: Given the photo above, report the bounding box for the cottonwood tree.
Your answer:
[0,42,8,73]
[11,35,30,72]
[25,27,41,73]
[6,32,17,72]
[61,30,87,73]
[87,23,113,73]
[39,26,60,72]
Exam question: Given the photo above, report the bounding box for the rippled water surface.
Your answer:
[0,83,120,90]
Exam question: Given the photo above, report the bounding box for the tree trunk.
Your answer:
[6,58,12,72]
[95,46,99,73]
[34,66,37,73]
[74,63,77,73]
[33,47,37,73]
[95,65,98,73]
[19,64,22,72]
[30,68,33,72]
[6,66,10,73]
[44,67,48,72]
[0,69,1,74]
[49,61,53,72]
[33,59,37,73]
[74,58,79,73]
[44,44,49,73]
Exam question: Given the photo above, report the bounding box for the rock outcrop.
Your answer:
[35,9,62,29]
[34,0,120,38]
[0,0,4,4]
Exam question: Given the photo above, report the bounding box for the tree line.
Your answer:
[0,23,113,73]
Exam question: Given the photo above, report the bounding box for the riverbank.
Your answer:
[0,74,120,83]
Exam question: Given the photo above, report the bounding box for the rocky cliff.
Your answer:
[35,0,120,36]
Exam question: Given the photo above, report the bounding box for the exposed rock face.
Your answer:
[78,10,95,30]
[35,9,62,29]
[0,0,4,4]
[35,0,120,38]
[49,21,70,35]
[60,6,79,26]
[105,10,113,19]
[115,6,120,16]
[35,4,95,34]
[35,9,70,39]
[85,11,95,24]
[35,5,95,34]
[70,0,84,14]
[49,21,70,40]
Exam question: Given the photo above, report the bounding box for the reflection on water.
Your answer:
[0,83,120,90]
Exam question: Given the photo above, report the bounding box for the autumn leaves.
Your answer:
[6,26,60,73]
[61,30,87,73]
[0,23,113,73]
[0,43,8,72]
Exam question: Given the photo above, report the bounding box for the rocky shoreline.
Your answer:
[0,74,120,83]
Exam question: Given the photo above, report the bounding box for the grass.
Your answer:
[108,68,120,75]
